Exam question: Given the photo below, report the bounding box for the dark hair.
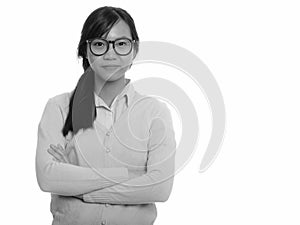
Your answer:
[62,6,139,137]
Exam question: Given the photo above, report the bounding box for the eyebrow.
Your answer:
[99,35,132,40]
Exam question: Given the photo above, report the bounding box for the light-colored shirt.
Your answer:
[35,78,177,225]
[94,78,132,130]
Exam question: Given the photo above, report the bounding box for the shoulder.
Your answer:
[43,91,73,121]
[133,94,172,119]
[47,91,73,110]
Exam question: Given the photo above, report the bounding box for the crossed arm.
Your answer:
[36,98,176,204]
[36,99,129,196]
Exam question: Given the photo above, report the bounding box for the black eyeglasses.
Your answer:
[86,37,135,56]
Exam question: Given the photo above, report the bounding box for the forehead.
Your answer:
[104,19,132,39]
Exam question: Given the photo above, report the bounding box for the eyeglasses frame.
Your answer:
[86,37,136,56]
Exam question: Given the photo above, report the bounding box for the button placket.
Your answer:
[106,130,111,137]
[104,128,113,154]
[105,146,111,153]
[100,203,109,225]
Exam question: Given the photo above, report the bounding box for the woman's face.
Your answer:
[86,19,136,82]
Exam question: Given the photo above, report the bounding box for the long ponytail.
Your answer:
[62,67,96,137]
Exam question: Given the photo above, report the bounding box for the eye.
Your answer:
[116,40,130,47]
[93,41,105,47]
[91,39,106,48]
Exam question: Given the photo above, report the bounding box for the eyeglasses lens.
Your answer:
[90,39,132,56]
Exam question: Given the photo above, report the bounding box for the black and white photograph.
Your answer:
[1,0,300,224]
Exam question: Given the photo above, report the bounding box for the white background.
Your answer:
[1,0,300,224]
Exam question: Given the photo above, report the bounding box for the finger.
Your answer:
[50,145,64,157]
[50,145,70,164]
[57,144,72,157]
[52,157,59,162]
[50,144,63,150]
[49,146,69,162]
[57,144,65,151]
[47,148,64,162]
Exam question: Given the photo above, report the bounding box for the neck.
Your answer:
[94,75,126,107]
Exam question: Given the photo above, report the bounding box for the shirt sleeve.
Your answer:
[35,98,129,196]
[82,101,177,204]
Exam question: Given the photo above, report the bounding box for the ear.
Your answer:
[132,45,138,60]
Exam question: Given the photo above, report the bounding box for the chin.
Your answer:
[95,70,123,82]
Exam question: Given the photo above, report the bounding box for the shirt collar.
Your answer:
[94,78,135,108]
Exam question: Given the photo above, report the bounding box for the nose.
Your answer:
[103,43,117,60]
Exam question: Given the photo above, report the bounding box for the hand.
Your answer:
[47,140,78,165]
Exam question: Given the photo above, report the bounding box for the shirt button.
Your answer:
[105,203,109,207]
[106,147,111,153]
[106,131,111,136]
[101,221,106,225]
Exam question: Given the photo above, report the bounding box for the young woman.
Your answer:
[36,6,176,225]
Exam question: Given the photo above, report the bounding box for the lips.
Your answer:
[101,65,121,71]
[102,65,121,68]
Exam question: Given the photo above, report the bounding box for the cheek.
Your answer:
[120,54,134,68]
[87,51,95,64]
[86,47,101,67]
[88,54,102,69]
